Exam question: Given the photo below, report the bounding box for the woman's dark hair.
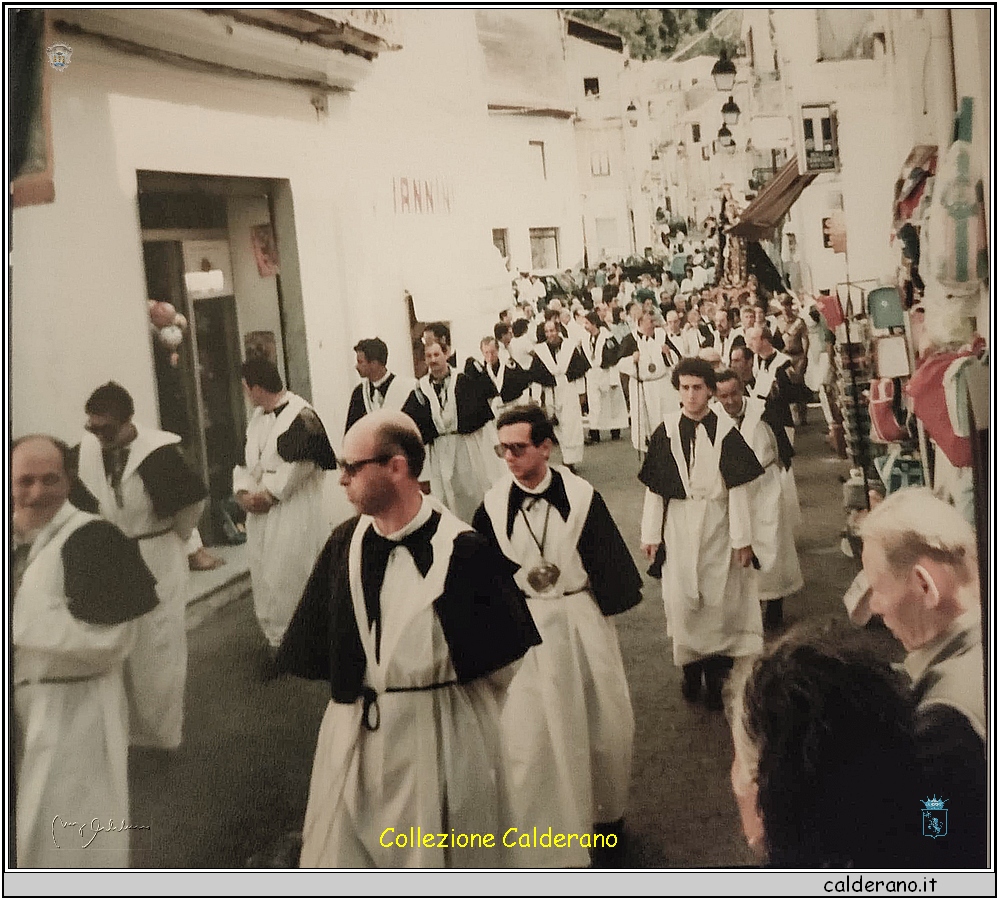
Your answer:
[496,403,557,446]
[741,620,922,868]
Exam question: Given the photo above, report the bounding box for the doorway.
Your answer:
[137,171,309,545]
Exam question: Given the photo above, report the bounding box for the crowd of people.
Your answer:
[10,241,985,870]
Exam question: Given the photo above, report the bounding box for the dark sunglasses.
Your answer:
[494,442,532,459]
[337,455,392,477]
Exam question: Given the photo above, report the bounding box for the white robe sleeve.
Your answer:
[232,463,255,494]
[261,459,319,502]
[14,605,135,675]
[640,488,665,545]
[728,482,754,550]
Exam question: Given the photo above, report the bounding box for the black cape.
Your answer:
[638,411,764,501]
[478,358,532,404]
[68,443,208,519]
[528,343,591,387]
[406,371,497,444]
[618,332,682,363]
[276,516,541,702]
[274,406,337,471]
[472,474,643,617]
[61,519,160,625]
[344,376,419,434]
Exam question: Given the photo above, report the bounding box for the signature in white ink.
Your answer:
[52,815,151,849]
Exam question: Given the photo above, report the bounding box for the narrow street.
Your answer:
[128,414,886,869]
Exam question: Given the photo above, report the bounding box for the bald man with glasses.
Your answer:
[277,410,540,868]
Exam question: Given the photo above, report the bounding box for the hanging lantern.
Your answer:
[626,101,639,128]
[721,95,741,125]
[717,124,736,149]
[711,48,737,92]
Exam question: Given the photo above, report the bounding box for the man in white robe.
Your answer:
[473,405,641,867]
[409,342,507,524]
[12,435,158,867]
[617,310,682,451]
[639,358,765,711]
[580,312,628,442]
[276,411,540,867]
[76,381,207,749]
[234,359,336,654]
[477,336,531,416]
[344,338,419,433]
[527,318,590,470]
[715,371,803,630]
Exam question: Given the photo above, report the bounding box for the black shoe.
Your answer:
[681,663,702,702]
[610,430,621,441]
[703,656,733,712]
[587,430,601,444]
[763,599,784,630]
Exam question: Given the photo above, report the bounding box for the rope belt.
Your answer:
[526,585,589,600]
[15,673,104,688]
[360,681,458,732]
[135,526,174,541]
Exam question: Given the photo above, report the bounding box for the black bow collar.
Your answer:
[506,469,571,537]
[360,509,442,662]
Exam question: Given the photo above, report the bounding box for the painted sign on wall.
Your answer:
[392,176,455,215]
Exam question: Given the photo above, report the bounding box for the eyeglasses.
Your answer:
[494,442,533,459]
[337,455,392,477]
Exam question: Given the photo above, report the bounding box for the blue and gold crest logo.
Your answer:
[46,43,73,71]
[921,796,948,839]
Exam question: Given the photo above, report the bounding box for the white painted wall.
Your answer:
[11,10,540,450]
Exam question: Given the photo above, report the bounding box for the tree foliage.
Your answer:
[569,8,722,60]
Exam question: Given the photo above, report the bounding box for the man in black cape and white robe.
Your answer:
[234,358,337,653]
[473,404,641,867]
[344,337,420,433]
[407,341,506,523]
[638,358,765,711]
[74,381,207,749]
[13,435,159,867]
[475,336,532,416]
[528,318,590,469]
[276,411,540,867]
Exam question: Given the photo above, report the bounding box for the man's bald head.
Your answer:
[343,410,425,479]
[12,434,72,531]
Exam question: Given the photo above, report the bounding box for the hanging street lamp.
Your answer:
[711,48,736,92]
[626,101,639,128]
[721,95,741,125]
[717,124,735,150]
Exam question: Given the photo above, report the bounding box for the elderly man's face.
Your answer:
[862,539,932,651]
[665,311,681,335]
[481,341,499,367]
[715,310,731,335]
[12,438,71,532]
[543,319,561,346]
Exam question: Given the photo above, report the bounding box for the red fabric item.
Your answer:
[869,378,907,443]
[814,292,845,328]
[904,350,973,467]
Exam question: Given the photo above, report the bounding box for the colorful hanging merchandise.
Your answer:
[903,344,985,469]
[924,98,986,304]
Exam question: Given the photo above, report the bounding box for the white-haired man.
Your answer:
[857,487,985,868]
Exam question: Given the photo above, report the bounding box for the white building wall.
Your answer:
[11,10,518,446]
